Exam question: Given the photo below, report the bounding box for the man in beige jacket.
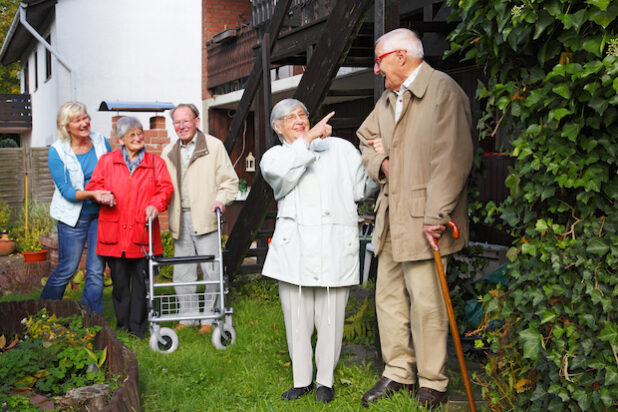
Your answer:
[162,104,238,334]
[357,28,473,408]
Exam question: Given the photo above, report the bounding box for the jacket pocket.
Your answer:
[132,217,148,246]
[98,216,119,244]
[272,217,295,245]
[408,187,426,218]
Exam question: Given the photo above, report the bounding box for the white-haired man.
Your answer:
[357,28,473,408]
[162,104,238,334]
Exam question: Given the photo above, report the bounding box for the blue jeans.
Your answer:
[40,212,105,314]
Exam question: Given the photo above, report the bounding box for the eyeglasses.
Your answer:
[173,118,196,127]
[374,49,406,64]
[282,112,309,123]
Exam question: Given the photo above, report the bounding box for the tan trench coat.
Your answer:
[162,131,238,239]
[357,62,473,262]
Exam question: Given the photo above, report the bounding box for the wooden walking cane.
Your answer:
[427,220,476,412]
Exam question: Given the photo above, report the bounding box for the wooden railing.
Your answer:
[0,93,32,131]
[207,0,335,93]
[250,0,333,28]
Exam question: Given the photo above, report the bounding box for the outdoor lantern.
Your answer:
[245,152,255,172]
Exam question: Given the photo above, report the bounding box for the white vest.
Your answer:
[49,131,109,227]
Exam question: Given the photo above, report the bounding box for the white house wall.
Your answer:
[25,0,201,147]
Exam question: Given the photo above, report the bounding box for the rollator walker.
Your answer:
[145,209,235,353]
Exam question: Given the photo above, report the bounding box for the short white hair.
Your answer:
[270,99,309,144]
[376,28,424,59]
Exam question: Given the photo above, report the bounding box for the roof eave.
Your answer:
[0,7,23,66]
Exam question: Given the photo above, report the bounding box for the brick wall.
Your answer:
[202,0,252,99]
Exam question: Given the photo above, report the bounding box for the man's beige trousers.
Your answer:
[376,230,449,392]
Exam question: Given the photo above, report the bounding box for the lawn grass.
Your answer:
[1,280,434,411]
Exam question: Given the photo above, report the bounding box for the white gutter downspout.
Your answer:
[19,2,76,99]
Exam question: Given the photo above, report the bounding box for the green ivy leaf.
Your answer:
[533,10,555,40]
[522,242,537,256]
[535,219,548,232]
[586,0,610,11]
[599,322,618,345]
[586,238,610,256]
[582,37,603,57]
[520,327,543,360]
[552,83,571,99]
[561,122,580,141]
[562,9,588,32]
[541,310,557,324]
[589,9,613,28]
[550,107,572,121]
[588,97,608,114]
[605,366,618,386]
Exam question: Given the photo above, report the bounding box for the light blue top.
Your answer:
[48,131,110,227]
[49,139,111,214]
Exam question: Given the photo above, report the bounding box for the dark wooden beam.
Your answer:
[295,0,373,118]
[374,0,400,103]
[223,0,293,154]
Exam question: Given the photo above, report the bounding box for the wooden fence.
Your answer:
[0,147,54,220]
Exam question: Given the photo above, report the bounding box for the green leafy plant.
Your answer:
[11,200,55,252]
[0,138,18,148]
[0,200,12,234]
[0,309,107,396]
[157,231,175,280]
[447,0,617,410]
[238,178,248,193]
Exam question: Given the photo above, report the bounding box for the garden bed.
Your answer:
[0,299,140,411]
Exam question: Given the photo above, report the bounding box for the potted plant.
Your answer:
[0,200,16,256]
[236,178,249,201]
[12,200,55,262]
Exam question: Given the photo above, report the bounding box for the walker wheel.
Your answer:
[149,327,179,353]
[211,323,236,350]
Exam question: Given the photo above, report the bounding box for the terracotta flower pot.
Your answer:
[23,250,48,262]
[0,239,16,256]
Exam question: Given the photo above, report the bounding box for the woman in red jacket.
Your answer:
[87,116,173,338]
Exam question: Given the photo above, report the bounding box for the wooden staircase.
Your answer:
[222,0,374,278]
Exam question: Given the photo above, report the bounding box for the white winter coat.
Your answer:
[260,137,378,287]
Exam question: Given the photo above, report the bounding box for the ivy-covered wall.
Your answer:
[446,0,617,410]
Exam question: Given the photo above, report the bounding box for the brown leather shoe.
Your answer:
[361,376,415,407]
[417,387,447,409]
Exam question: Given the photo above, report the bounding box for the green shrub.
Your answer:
[0,309,107,396]
[447,0,617,410]
[0,138,18,148]
[10,200,55,252]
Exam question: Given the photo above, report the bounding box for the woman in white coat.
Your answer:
[260,98,378,404]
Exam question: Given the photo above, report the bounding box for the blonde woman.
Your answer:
[40,102,114,314]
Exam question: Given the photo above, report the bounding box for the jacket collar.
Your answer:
[167,129,209,169]
[384,61,434,107]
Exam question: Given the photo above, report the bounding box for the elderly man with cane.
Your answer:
[357,28,473,408]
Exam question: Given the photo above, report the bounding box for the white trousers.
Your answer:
[279,281,350,388]
[174,211,219,326]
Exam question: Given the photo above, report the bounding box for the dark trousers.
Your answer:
[107,256,147,338]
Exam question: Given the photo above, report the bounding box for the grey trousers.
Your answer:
[174,211,219,326]
[279,281,350,388]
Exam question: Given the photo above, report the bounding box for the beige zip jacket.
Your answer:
[357,62,473,261]
[162,131,238,239]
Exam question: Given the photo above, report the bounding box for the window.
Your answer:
[34,52,38,90]
[24,61,29,92]
[45,35,52,80]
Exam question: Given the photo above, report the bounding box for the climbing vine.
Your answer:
[446,0,617,410]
